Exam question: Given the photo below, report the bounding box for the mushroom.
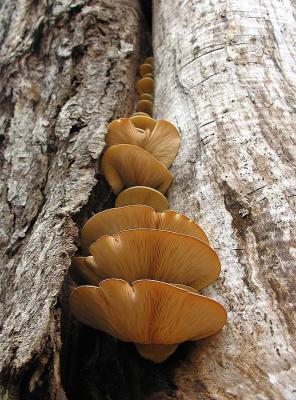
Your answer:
[101,144,173,195]
[139,93,153,102]
[144,56,154,65]
[140,63,154,77]
[105,118,180,168]
[132,112,151,117]
[87,229,219,290]
[136,77,154,95]
[129,114,156,131]
[80,205,209,254]
[136,99,153,116]
[70,279,227,362]
[115,186,169,211]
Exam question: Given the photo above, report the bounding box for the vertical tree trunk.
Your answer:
[0,1,142,398]
[153,0,296,399]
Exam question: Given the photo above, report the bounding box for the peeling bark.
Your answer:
[0,1,142,398]
[153,0,296,399]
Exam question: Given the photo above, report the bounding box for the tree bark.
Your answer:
[0,1,142,398]
[153,0,296,399]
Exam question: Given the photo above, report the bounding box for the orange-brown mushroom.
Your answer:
[70,279,227,362]
[136,99,153,116]
[136,77,154,95]
[80,205,208,254]
[101,144,173,195]
[105,118,180,168]
[88,229,218,290]
[115,186,168,211]
[144,56,154,65]
[129,114,156,131]
[140,63,154,77]
[139,93,153,102]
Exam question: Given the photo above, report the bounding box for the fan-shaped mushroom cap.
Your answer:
[89,229,219,290]
[70,279,227,362]
[143,73,154,78]
[115,186,168,211]
[136,77,154,95]
[144,56,154,65]
[136,99,153,116]
[105,119,180,168]
[130,115,156,131]
[101,144,173,195]
[139,93,153,102]
[80,205,208,254]
[140,63,154,77]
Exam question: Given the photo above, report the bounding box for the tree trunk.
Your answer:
[153,0,296,399]
[0,1,142,398]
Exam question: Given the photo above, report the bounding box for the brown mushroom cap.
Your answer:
[140,63,154,77]
[80,205,208,254]
[130,115,156,131]
[101,144,173,195]
[89,228,219,290]
[144,56,154,65]
[105,118,180,168]
[115,186,169,211]
[70,279,227,362]
[136,77,154,95]
[136,99,153,116]
[139,93,153,102]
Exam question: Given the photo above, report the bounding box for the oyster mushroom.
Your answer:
[70,279,227,363]
[101,144,173,195]
[139,93,153,102]
[80,205,208,254]
[140,63,154,77]
[136,99,153,116]
[86,229,219,290]
[105,118,180,168]
[136,77,154,95]
[115,186,168,211]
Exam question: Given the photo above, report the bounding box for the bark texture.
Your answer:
[0,1,141,398]
[153,0,296,399]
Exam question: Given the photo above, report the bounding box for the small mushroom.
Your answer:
[101,144,173,195]
[70,279,227,362]
[144,56,154,65]
[115,186,168,211]
[80,205,208,254]
[132,112,151,117]
[130,114,156,131]
[136,99,153,116]
[142,72,154,78]
[105,118,180,168]
[88,229,219,289]
[136,77,154,95]
[139,93,153,102]
[140,63,154,77]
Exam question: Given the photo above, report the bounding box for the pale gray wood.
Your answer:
[0,1,141,398]
[153,0,296,398]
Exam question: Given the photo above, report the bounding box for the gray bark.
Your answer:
[0,1,142,398]
[153,0,296,399]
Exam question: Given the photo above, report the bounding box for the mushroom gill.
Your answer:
[80,205,208,254]
[87,229,219,290]
[70,279,227,363]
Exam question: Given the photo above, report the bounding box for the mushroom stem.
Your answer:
[135,343,178,363]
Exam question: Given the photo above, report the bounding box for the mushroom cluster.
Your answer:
[69,57,227,363]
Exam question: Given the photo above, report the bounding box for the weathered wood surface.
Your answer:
[0,1,141,398]
[153,0,296,399]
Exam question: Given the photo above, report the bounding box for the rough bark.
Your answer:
[0,1,142,398]
[153,0,296,399]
